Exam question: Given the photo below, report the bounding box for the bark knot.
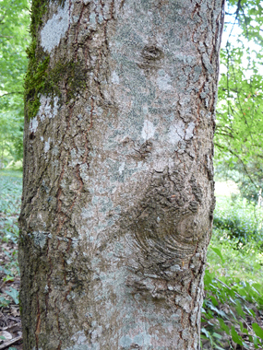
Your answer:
[142,45,163,61]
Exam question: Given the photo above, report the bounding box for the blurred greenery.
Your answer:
[213,196,263,245]
[202,194,263,349]
[199,3,263,345]
[215,0,263,201]
[0,171,21,308]
[0,172,22,241]
[0,0,30,168]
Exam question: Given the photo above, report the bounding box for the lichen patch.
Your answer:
[40,0,71,53]
[157,73,172,91]
[141,120,156,141]
[44,137,51,153]
[38,95,59,120]
[29,95,59,133]
[168,120,195,145]
[29,116,39,133]
[185,121,195,140]
[111,71,120,84]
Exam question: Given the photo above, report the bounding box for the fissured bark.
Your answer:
[19,0,224,349]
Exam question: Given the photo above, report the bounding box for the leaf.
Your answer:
[214,345,226,350]
[206,301,226,317]
[247,308,256,317]
[212,332,222,339]
[211,247,225,263]
[5,288,19,305]
[210,295,219,307]
[3,275,15,282]
[239,322,248,335]
[218,318,230,335]
[231,326,243,346]
[204,270,214,287]
[235,300,246,318]
[253,336,259,349]
[201,327,211,339]
[252,323,263,340]
[0,296,11,307]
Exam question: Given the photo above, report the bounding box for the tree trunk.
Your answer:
[19,0,224,349]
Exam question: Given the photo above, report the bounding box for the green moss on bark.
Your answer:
[24,0,87,120]
[46,60,88,102]
[24,41,50,120]
[24,0,49,120]
[30,1,48,40]
[24,55,88,120]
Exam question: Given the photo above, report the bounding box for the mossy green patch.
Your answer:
[24,41,50,120]
[47,60,88,102]
[24,0,87,120]
[30,0,48,40]
[24,0,50,120]
[24,53,88,120]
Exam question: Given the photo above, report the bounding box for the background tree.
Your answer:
[0,0,29,167]
[18,0,225,349]
[215,0,263,200]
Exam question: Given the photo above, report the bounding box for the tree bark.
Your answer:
[19,0,225,349]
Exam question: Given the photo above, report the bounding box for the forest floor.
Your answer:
[0,241,22,350]
[0,171,22,350]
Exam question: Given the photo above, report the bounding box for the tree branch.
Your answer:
[215,142,260,190]
[0,92,23,98]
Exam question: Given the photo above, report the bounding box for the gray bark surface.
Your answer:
[19,0,225,349]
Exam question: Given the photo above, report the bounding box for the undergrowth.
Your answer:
[202,196,263,349]
[0,172,22,307]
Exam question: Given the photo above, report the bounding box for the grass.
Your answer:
[0,169,23,178]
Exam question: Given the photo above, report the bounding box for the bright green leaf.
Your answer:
[252,323,263,340]
[231,326,243,346]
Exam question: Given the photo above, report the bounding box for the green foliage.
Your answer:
[0,0,30,166]
[0,171,23,216]
[4,287,19,305]
[213,196,263,245]
[215,0,263,194]
[202,270,263,349]
[202,194,263,349]
[0,172,22,308]
[216,48,263,164]
[227,0,263,46]
[0,296,11,308]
